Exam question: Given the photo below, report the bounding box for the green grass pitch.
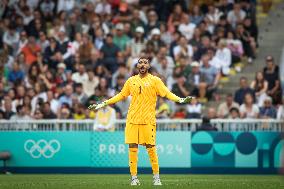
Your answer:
[0,174,283,189]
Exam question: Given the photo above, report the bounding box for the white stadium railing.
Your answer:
[0,119,283,132]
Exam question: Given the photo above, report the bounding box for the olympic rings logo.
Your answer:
[24,139,61,159]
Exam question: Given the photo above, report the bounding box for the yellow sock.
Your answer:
[129,147,138,176]
[147,146,159,175]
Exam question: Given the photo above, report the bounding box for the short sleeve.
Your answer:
[253,105,260,114]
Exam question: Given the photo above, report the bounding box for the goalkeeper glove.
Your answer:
[88,102,107,110]
[179,96,194,104]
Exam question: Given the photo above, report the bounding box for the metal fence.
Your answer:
[0,119,283,132]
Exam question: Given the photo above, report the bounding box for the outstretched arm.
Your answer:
[156,77,194,104]
[88,79,130,110]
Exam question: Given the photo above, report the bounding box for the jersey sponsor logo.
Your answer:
[24,139,61,158]
[144,82,150,86]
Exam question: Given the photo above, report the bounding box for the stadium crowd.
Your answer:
[0,0,283,125]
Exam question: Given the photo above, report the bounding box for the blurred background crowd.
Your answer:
[0,0,283,124]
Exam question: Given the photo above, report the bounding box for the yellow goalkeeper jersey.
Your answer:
[106,73,180,124]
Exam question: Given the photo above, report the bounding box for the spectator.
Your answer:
[151,46,175,73]
[8,62,25,84]
[207,107,217,119]
[187,62,207,101]
[42,102,57,119]
[235,24,255,63]
[33,108,44,119]
[200,53,221,100]
[126,26,146,58]
[193,35,212,61]
[100,34,120,73]
[214,39,232,75]
[172,107,187,119]
[154,57,174,87]
[17,31,28,55]
[114,74,126,93]
[71,64,88,84]
[156,98,170,119]
[46,90,59,114]
[112,64,130,88]
[178,14,196,41]
[40,0,55,21]
[78,34,94,64]
[259,97,277,119]
[173,35,193,61]
[58,107,71,119]
[159,22,172,46]
[57,0,75,13]
[82,69,99,97]
[12,85,26,112]
[277,98,284,120]
[97,77,115,97]
[38,32,49,53]
[234,76,255,105]
[43,37,60,70]
[250,71,268,107]
[186,97,202,118]
[226,30,244,64]
[73,103,86,120]
[206,5,223,33]
[240,93,259,119]
[146,10,160,34]
[113,23,130,52]
[190,5,204,25]
[217,93,239,118]
[95,0,111,16]
[263,55,282,104]
[21,36,41,65]
[172,73,191,98]
[197,117,217,131]
[228,107,241,131]
[130,8,145,34]
[59,84,73,107]
[10,105,32,120]
[72,83,88,105]
[175,55,191,78]
[66,14,82,41]
[56,27,73,65]
[227,3,246,29]
[228,107,240,119]
[2,24,19,54]
[167,4,186,33]
[93,98,116,131]
[2,97,15,119]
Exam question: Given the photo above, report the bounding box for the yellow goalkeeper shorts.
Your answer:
[125,122,156,145]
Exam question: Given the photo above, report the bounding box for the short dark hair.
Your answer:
[106,33,113,38]
[229,107,239,114]
[226,93,233,97]
[75,83,83,88]
[202,116,210,124]
[16,105,24,113]
[117,74,125,80]
[240,76,247,81]
[138,57,149,63]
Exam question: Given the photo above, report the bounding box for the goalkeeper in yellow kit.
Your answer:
[88,58,193,186]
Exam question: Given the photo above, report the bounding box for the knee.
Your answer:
[129,143,138,148]
[146,144,155,149]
